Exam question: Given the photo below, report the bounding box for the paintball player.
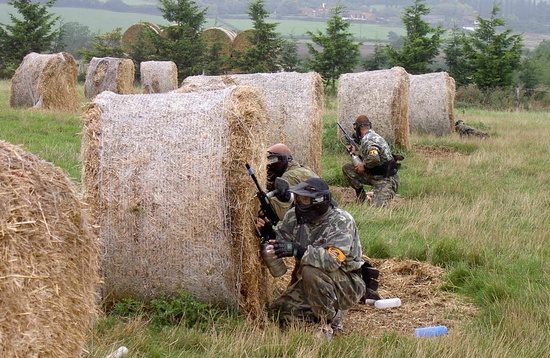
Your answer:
[342,115,401,206]
[455,120,489,139]
[266,143,319,220]
[257,178,366,338]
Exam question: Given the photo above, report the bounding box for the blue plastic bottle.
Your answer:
[414,325,448,337]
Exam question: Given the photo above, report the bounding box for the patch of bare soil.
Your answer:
[272,258,478,338]
[412,144,466,158]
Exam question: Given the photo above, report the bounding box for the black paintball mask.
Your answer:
[353,120,372,139]
[289,178,338,224]
[267,152,292,180]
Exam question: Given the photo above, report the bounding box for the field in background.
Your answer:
[1,79,549,357]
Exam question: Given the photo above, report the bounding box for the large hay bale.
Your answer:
[9,52,80,112]
[232,29,254,52]
[338,67,411,149]
[201,27,237,57]
[81,87,271,318]
[121,22,161,55]
[0,141,99,356]
[140,61,178,94]
[409,72,456,136]
[84,57,135,99]
[178,72,324,175]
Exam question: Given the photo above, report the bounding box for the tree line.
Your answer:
[1,0,549,99]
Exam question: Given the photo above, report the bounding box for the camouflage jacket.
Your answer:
[271,161,319,220]
[359,129,394,169]
[276,207,364,273]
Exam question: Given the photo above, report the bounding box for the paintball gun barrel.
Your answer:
[245,163,279,241]
[337,122,363,166]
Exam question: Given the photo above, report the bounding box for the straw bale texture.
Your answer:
[232,29,254,52]
[178,72,324,175]
[84,57,135,99]
[338,67,411,149]
[9,52,80,112]
[121,22,161,55]
[201,27,237,57]
[0,140,100,357]
[140,61,178,94]
[409,72,456,136]
[81,87,272,318]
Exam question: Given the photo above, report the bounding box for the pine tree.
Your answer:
[0,0,62,77]
[443,26,471,86]
[385,0,445,74]
[77,28,126,62]
[462,4,523,89]
[232,0,284,74]
[151,0,207,81]
[305,4,361,92]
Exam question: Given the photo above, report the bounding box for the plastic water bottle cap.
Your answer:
[374,298,401,309]
[414,325,448,337]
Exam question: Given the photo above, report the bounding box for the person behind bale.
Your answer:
[257,178,366,339]
[265,143,319,220]
[342,115,402,206]
[455,120,489,139]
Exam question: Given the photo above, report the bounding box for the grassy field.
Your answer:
[1,79,549,357]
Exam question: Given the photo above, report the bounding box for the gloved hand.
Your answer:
[274,177,291,202]
[273,239,306,259]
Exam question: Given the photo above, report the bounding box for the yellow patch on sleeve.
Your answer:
[368,149,379,156]
[327,247,346,262]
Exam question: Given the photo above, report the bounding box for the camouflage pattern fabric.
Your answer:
[343,129,399,206]
[342,163,399,207]
[455,121,489,139]
[359,129,394,165]
[270,161,318,220]
[269,207,366,325]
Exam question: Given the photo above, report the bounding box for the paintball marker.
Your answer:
[337,122,363,166]
[246,163,288,277]
[245,163,279,241]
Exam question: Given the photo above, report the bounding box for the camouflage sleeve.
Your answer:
[360,143,382,169]
[300,209,364,273]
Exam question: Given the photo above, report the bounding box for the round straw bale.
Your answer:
[84,57,135,99]
[81,87,271,318]
[232,29,254,52]
[140,61,178,94]
[0,140,100,356]
[178,72,324,175]
[338,67,411,149]
[201,27,237,57]
[409,72,456,136]
[121,22,161,55]
[9,52,80,112]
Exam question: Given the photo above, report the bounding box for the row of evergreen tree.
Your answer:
[0,0,549,96]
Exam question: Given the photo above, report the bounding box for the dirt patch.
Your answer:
[273,258,478,338]
[413,144,466,158]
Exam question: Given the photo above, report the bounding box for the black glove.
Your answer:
[273,239,306,259]
[274,177,291,202]
[259,221,276,241]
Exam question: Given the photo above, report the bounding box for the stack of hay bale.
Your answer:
[82,87,271,318]
[0,141,100,356]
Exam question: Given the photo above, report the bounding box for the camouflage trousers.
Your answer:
[342,163,399,207]
[269,265,365,325]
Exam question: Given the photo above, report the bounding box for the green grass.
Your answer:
[1,79,549,357]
